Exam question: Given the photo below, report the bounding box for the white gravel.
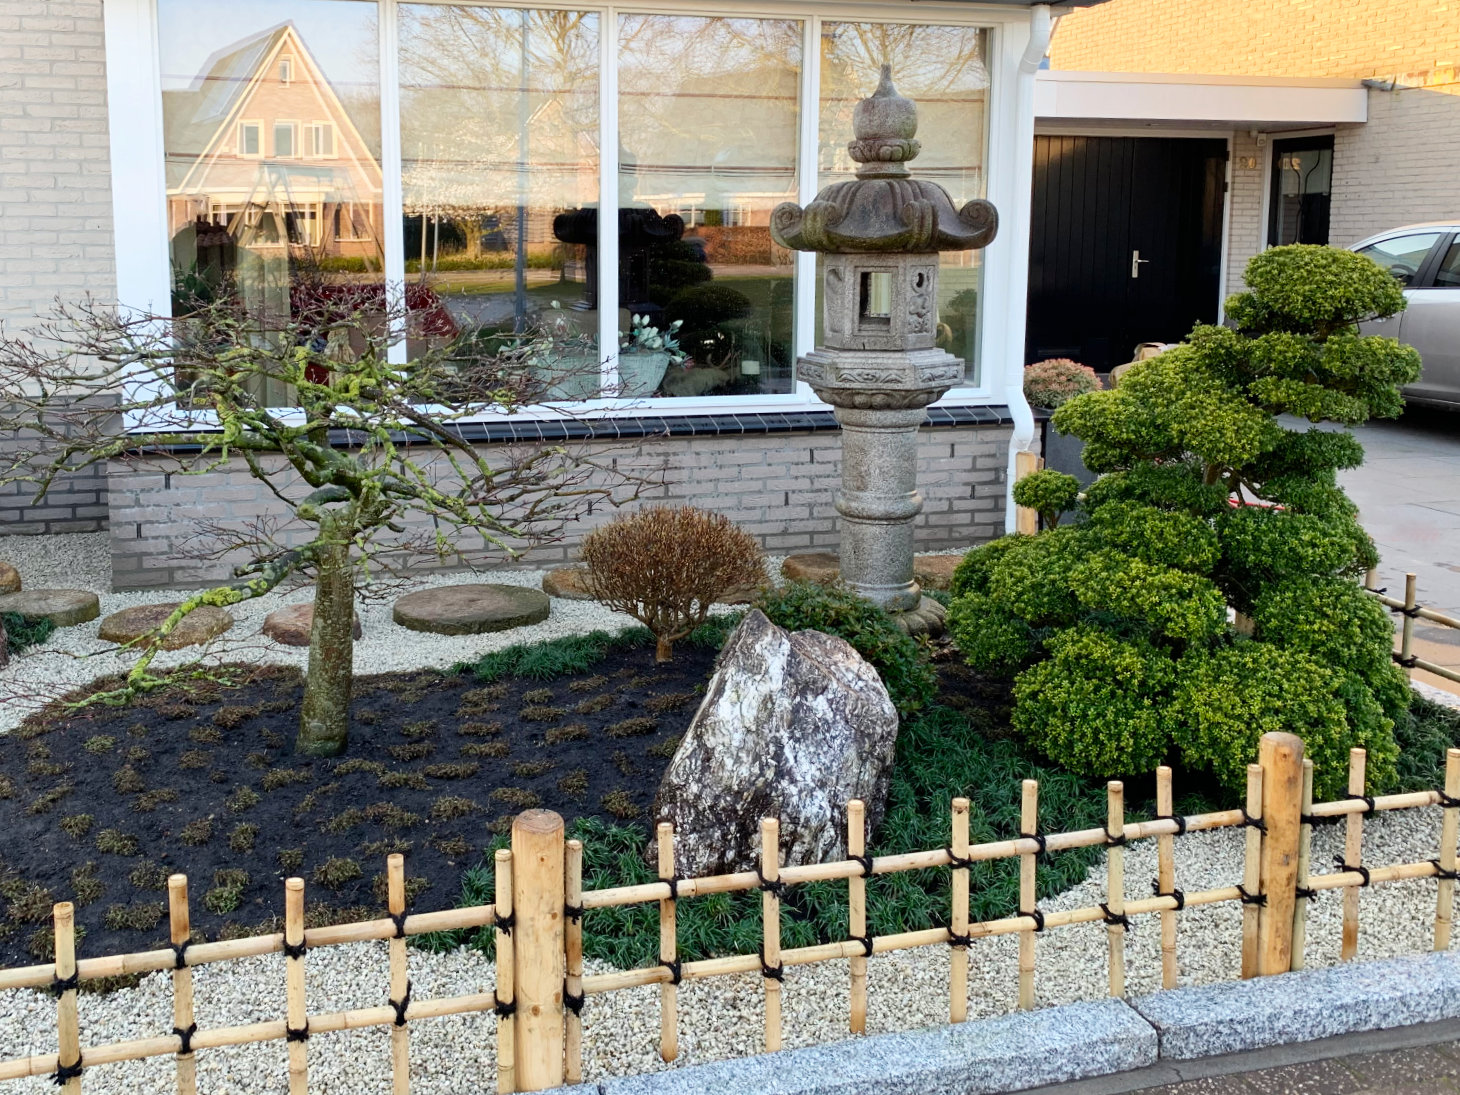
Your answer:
[0,534,1456,1092]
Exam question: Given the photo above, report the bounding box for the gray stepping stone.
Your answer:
[392,583,550,635]
[0,562,18,595]
[0,589,100,627]
[97,602,233,650]
[262,602,362,646]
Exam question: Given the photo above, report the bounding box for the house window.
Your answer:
[153,0,994,410]
[1267,135,1333,246]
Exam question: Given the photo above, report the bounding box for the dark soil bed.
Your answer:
[0,637,717,967]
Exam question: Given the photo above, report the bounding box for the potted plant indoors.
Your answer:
[1023,357,1102,486]
[616,313,685,397]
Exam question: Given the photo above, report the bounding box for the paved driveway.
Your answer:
[1341,406,1460,693]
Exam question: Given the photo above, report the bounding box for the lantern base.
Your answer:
[889,595,947,639]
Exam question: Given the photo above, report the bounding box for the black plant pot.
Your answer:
[1040,414,1097,488]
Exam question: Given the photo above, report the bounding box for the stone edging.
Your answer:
[542,949,1460,1095]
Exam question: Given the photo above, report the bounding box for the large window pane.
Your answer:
[160,0,383,404]
[618,15,800,398]
[400,7,600,392]
[820,24,989,384]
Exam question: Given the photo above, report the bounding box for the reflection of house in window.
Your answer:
[278,57,293,85]
[334,202,371,241]
[238,121,261,157]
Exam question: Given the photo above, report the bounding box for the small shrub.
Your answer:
[606,717,657,739]
[27,924,85,961]
[401,720,437,739]
[1012,469,1081,529]
[334,758,387,776]
[388,743,433,762]
[581,505,765,662]
[104,901,165,931]
[544,724,589,745]
[227,787,260,813]
[363,802,421,830]
[379,771,429,790]
[522,688,555,704]
[95,829,139,856]
[59,814,94,839]
[557,768,589,796]
[569,675,608,693]
[111,766,145,794]
[188,726,223,745]
[461,741,510,758]
[135,788,179,812]
[260,768,310,791]
[645,692,696,714]
[203,869,250,913]
[520,705,567,723]
[82,735,116,754]
[573,694,614,715]
[278,849,304,873]
[27,784,71,815]
[124,746,150,765]
[423,763,479,780]
[433,794,484,819]
[178,749,210,770]
[10,884,56,923]
[371,873,431,905]
[459,721,502,737]
[179,818,214,846]
[129,862,169,890]
[312,858,362,891]
[756,581,937,719]
[1023,357,1101,409]
[212,705,256,730]
[430,833,471,857]
[228,823,259,853]
[600,790,641,820]
[0,775,11,799]
[294,782,340,816]
[157,703,195,721]
[70,863,104,907]
[245,752,270,769]
[512,760,552,778]
[359,837,412,858]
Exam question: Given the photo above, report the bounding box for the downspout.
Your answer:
[1003,3,1055,532]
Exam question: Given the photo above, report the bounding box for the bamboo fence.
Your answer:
[1366,569,1460,686]
[2,733,1457,1094]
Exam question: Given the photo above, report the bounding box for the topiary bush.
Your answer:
[1023,358,1102,409]
[1011,469,1080,529]
[949,245,1421,799]
[755,581,936,720]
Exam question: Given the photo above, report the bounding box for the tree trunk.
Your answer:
[655,636,673,663]
[297,534,353,756]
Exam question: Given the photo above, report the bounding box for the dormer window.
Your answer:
[278,57,293,84]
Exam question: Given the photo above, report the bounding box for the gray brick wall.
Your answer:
[106,425,1013,590]
[1225,131,1265,298]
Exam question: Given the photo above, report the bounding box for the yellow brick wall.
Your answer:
[1049,0,1460,80]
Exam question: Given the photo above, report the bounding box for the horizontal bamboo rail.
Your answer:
[1366,569,1460,684]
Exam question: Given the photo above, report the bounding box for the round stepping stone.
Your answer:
[542,566,595,601]
[262,602,363,646]
[913,554,961,592]
[0,562,19,595]
[0,588,100,627]
[392,584,550,635]
[781,552,840,584]
[98,602,233,650]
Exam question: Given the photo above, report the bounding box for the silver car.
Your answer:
[1351,224,1460,410]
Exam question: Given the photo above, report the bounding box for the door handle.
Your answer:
[1130,250,1151,278]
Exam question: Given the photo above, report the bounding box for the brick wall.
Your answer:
[1049,0,1460,80]
[105,425,1013,590]
[1224,130,1265,298]
[0,0,114,535]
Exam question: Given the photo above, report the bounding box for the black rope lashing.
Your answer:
[389,981,412,1027]
[171,940,191,970]
[1295,885,1318,900]
[1022,907,1046,932]
[659,875,679,902]
[660,959,682,986]
[564,902,584,924]
[1431,859,1459,882]
[1151,879,1185,910]
[1099,902,1131,932]
[757,945,784,982]
[564,987,585,1016]
[49,972,78,997]
[947,929,972,948]
[1391,603,1423,619]
[1020,830,1048,856]
[173,1023,197,1055]
[494,995,516,1020]
[1237,885,1266,907]
[49,1057,82,1086]
[1345,793,1376,814]
[1364,585,1388,595]
[1301,812,1341,827]
[283,940,307,961]
[1241,808,1266,834]
[494,910,515,935]
[1104,828,1128,848]
[1394,652,1419,669]
[944,846,974,869]
[849,853,874,878]
[849,933,874,957]
[286,1023,310,1043]
[1335,856,1370,887]
[756,866,786,898]
[1156,813,1188,836]
[1438,790,1460,809]
[389,912,408,939]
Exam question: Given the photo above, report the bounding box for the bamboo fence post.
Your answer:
[494,848,515,1095]
[386,854,410,1095]
[1364,567,1379,592]
[1437,749,1460,952]
[760,817,782,1054]
[284,878,308,1095]
[950,797,970,1023]
[1105,782,1126,998]
[52,901,81,1095]
[1014,450,1043,535]
[1341,748,1367,962]
[1400,573,1418,679]
[846,799,868,1035]
[510,810,566,1092]
[167,875,197,1095]
[565,839,584,1084]
[1239,764,1264,979]
[1292,759,1315,971]
[1155,767,1178,990]
[657,823,678,1063]
[1018,781,1039,1008]
[1256,732,1304,976]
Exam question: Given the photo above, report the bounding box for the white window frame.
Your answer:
[307,120,336,158]
[273,119,299,159]
[237,119,263,158]
[279,55,294,84]
[109,0,1038,428]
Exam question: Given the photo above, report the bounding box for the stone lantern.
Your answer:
[771,65,998,634]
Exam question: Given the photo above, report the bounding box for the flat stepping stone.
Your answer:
[0,589,100,627]
[392,583,550,635]
[262,602,362,646]
[782,552,963,592]
[542,566,595,601]
[98,602,233,649]
[0,562,18,595]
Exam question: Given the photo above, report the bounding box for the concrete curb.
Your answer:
[542,950,1460,1095]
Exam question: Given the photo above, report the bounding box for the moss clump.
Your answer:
[431,794,483,820]
[572,694,614,715]
[178,749,211,770]
[556,769,588,797]
[9,884,56,923]
[59,814,94,839]
[401,720,437,740]
[379,771,429,791]
[104,901,165,931]
[645,692,696,714]
[422,763,479,780]
[294,782,340,817]
[485,788,537,811]
[226,787,260,813]
[111,766,145,794]
[278,849,304,873]
[228,823,259,853]
[611,751,636,777]
[520,706,567,724]
[179,818,213,846]
[334,758,387,776]
[459,721,502,737]
[245,752,270,769]
[260,767,310,791]
[522,688,555,704]
[188,726,223,745]
[28,784,72,815]
[203,870,249,913]
[512,760,552,779]
[325,808,364,834]
[601,791,641,820]
[461,741,510,759]
[157,703,195,721]
[95,828,140,856]
[606,717,658,739]
[371,873,430,905]
[135,788,179,812]
[82,736,116,755]
[363,802,421,830]
[488,814,514,834]
[646,735,683,759]
[359,838,412,858]
[124,746,150,765]
[0,775,12,800]
[128,862,169,891]
[543,724,589,745]
[388,743,432,762]
[27,924,85,961]
[70,863,104,907]
[429,834,470,858]
[568,675,608,693]
[212,705,257,730]
[312,858,362,891]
